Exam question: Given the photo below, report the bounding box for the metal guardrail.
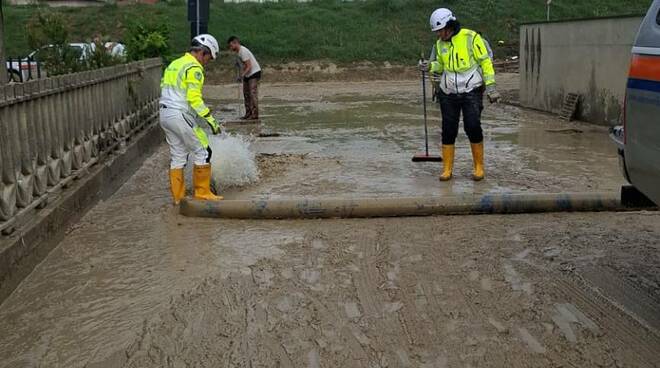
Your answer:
[0,58,162,234]
[6,56,42,83]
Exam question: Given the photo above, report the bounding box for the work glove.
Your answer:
[486,85,501,104]
[206,115,222,135]
[418,59,429,72]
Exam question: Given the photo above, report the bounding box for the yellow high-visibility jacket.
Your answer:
[160,53,218,147]
[430,28,495,94]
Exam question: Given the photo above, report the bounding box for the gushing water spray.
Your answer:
[207,133,259,190]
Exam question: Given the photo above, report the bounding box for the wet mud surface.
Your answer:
[208,75,622,200]
[0,78,658,367]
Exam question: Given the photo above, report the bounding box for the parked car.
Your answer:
[6,56,39,83]
[611,0,660,205]
[6,43,93,82]
[30,42,93,61]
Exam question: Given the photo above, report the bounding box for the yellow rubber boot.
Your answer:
[470,142,485,181]
[439,144,455,181]
[193,164,224,201]
[169,168,185,205]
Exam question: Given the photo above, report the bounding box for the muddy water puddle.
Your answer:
[212,83,621,199]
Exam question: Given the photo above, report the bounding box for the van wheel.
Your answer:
[621,185,656,208]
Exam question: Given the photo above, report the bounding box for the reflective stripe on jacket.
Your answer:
[160,53,216,148]
[429,28,495,94]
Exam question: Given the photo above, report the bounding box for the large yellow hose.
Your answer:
[180,192,627,219]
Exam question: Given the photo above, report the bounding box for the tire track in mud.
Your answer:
[120,228,379,368]
[423,223,556,367]
[277,231,373,366]
[423,240,486,364]
[552,273,660,368]
[121,274,288,367]
[513,252,660,368]
[287,284,372,366]
[257,221,487,367]
[107,217,660,368]
[507,260,619,367]
[420,219,645,368]
[352,223,415,366]
[581,265,660,336]
[391,218,551,367]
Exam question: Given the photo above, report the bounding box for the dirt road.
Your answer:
[0,79,658,367]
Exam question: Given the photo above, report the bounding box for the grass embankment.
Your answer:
[3,0,652,63]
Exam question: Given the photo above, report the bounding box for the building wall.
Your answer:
[519,16,643,125]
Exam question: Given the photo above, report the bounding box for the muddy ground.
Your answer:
[205,60,519,84]
[205,61,422,84]
[206,74,622,200]
[0,78,658,368]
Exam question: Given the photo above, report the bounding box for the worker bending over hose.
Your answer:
[422,8,500,181]
[159,34,224,204]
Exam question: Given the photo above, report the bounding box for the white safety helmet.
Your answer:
[192,34,220,59]
[430,8,456,32]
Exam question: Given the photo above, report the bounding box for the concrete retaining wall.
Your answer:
[519,16,643,125]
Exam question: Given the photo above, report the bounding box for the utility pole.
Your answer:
[546,0,552,21]
[0,1,7,85]
[188,0,210,39]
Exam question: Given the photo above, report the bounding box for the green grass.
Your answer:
[3,0,653,63]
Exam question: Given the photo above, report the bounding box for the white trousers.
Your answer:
[159,107,210,169]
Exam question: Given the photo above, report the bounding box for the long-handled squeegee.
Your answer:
[412,68,442,162]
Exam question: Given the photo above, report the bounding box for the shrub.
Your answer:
[125,22,171,61]
[26,12,67,49]
[26,12,124,76]
[86,41,125,69]
[26,12,84,75]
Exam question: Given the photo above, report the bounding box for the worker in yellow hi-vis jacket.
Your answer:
[159,34,223,205]
[423,8,500,182]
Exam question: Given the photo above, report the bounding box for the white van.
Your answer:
[611,0,660,205]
